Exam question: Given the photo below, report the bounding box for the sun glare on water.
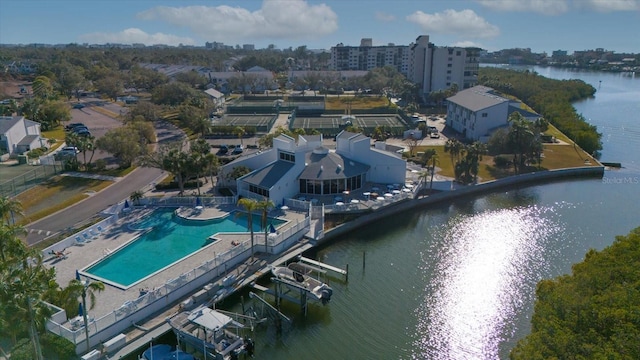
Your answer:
[412,205,564,359]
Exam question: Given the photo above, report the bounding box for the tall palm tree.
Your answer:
[257,197,275,253]
[428,153,439,191]
[3,248,56,360]
[71,276,105,350]
[237,198,258,261]
[233,126,246,146]
[0,196,23,226]
[444,138,464,169]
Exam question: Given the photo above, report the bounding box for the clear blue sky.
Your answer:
[1,0,638,54]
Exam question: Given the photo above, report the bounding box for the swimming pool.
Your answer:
[84,208,285,288]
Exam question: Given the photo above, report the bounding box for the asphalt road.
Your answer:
[25,102,185,246]
[25,167,165,245]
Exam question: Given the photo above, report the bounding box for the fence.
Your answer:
[0,163,62,197]
[45,207,311,353]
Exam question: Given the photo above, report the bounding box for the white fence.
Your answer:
[45,208,310,354]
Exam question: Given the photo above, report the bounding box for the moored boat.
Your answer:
[166,306,250,360]
[271,263,333,304]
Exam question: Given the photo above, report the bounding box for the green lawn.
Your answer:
[15,176,113,224]
[544,124,573,144]
[414,142,596,183]
[325,96,394,110]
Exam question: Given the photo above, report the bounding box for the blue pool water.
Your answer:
[84,208,284,288]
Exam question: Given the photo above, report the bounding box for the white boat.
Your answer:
[271,263,333,304]
[166,307,253,360]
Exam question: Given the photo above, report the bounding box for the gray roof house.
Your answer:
[203,88,225,108]
[0,116,44,159]
[446,85,541,142]
[219,132,406,206]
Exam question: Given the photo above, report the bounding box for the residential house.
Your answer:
[446,85,541,142]
[203,88,225,108]
[0,116,45,158]
[219,132,406,205]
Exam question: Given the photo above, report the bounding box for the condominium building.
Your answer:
[330,41,411,77]
[330,35,480,99]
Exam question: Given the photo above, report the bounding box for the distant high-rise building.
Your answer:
[242,44,255,51]
[330,40,411,78]
[360,38,373,47]
[552,50,568,59]
[331,35,479,100]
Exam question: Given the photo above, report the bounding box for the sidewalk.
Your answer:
[61,171,123,182]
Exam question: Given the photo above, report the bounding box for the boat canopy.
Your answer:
[187,307,244,331]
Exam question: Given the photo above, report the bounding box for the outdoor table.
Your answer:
[350,199,360,204]
[376,197,385,201]
[392,190,401,194]
[384,193,393,198]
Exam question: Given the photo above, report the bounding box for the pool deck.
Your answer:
[44,204,307,327]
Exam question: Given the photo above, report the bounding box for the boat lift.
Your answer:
[251,257,347,316]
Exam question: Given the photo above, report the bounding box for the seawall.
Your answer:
[318,166,604,244]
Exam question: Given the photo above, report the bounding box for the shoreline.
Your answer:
[317,166,604,245]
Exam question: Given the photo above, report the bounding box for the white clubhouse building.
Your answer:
[219,131,406,205]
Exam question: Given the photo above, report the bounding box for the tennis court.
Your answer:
[292,115,405,133]
[211,114,278,132]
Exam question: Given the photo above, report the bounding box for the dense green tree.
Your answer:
[479,67,601,154]
[152,82,202,106]
[31,76,55,100]
[511,227,640,360]
[96,127,144,167]
[39,100,71,130]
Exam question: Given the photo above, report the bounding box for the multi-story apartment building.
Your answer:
[330,41,411,78]
[331,35,480,100]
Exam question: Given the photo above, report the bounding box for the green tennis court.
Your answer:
[292,115,405,130]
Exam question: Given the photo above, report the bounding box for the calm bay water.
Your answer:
[229,67,640,360]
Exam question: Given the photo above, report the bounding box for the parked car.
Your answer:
[65,123,85,131]
[232,145,244,154]
[430,130,440,139]
[217,145,229,155]
[428,126,437,134]
[72,103,85,109]
[75,128,91,137]
[62,146,80,154]
[54,149,78,160]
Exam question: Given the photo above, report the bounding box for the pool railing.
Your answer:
[45,213,311,354]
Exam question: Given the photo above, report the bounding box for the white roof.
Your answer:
[188,308,233,331]
[204,88,224,99]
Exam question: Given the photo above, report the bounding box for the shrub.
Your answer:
[494,154,512,168]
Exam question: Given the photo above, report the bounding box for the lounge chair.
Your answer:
[96,225,104,233]
[81,232,92,242]
[75,235,85,244]
[89,229,100,238]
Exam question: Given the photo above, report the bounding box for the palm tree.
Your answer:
[428,153,439,192]
[0,196,23,225]
[237,198,259,261]
[75,277,105,350]
[3,248,56,360]
[444,138,464,169]
[130,190,144,206]
[257,197,275,253]
[233,126,246,146]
